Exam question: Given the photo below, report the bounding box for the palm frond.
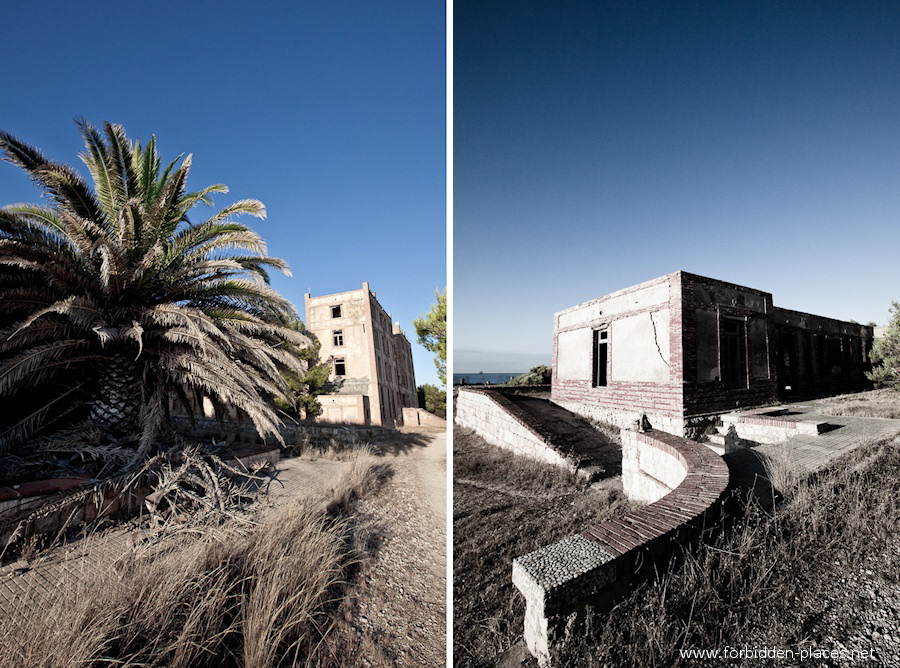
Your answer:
[0,384,83,452]
[0,340,93,396]
[0,122,309,459]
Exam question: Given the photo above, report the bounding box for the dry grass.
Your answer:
[813,388,900,419]
[554,433,900,667]
[0,449,389,668]
[453,428,632,667]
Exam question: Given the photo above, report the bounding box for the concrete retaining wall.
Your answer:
[455,389,574,470]
[172,416,391,449]
[401,407,447,429]
[512,428,729,665]
[552,397,686,437]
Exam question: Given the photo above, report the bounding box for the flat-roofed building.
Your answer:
[552,271,873,436]
[305,282,417,427]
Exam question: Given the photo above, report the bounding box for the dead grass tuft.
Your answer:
[555,433,900,666]
[453,428,632,666]
[0,448,390,667]
[814,388,900,419]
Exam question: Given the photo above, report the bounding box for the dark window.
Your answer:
[825,337,842,376]
[592,329,608,387]
[722,318,747,389]
[333,330,343,346]
[334,358,346,376]
[331,305,342,318]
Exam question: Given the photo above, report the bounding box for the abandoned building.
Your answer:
[305,282,417,426]
[552,271,874,437]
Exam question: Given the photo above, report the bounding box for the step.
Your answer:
[707,433,726,446]
[576,465,605,483]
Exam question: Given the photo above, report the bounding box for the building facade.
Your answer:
[552,271,873,436]
[305,282,417,427]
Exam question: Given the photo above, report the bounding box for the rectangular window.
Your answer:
[331,305,342,318]
[334,358,346,376]
[592,329,608,387]
[333,330,343,346]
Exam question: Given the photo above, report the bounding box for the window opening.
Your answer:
[722,318,747,389]
[592,329,608,387]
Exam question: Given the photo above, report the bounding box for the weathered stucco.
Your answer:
[552,271,873,437]
[305,283,417,427]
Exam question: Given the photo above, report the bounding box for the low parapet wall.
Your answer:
[402,407,447,429]
[512,428,729,665]
[455,388,574,470]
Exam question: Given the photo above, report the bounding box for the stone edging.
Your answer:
[512,428,729,665]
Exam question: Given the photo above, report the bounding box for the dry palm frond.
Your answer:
[135,446,273,530]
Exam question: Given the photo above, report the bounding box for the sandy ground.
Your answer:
[350,428,448,667]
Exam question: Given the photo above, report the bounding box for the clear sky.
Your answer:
[0,1,446,386]
[454,0,900,373]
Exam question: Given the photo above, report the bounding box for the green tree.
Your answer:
[0,121,308,458]
[273,322,333,421]
[506,364,552,386]
[416,384,446,419]
[867,302,900,389]
[414,288,446,385]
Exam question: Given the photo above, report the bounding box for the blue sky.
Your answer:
[455,0,900,372]
[0,1,446,386]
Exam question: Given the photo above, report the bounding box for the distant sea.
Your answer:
[453,372,522,386]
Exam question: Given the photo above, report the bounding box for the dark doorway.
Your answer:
[721,318,747,389]
[777,331,796,399]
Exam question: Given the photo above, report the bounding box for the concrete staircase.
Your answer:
[703,407,834,456]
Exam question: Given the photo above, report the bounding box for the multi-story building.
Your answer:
[552,271,873,436]
[304,282,417,427]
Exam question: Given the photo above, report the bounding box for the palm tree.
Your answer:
[0,121,307,460]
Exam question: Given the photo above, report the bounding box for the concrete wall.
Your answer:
[402,407,446,429]
[319,394,369,425]
[621,429,686,503]
[513,428,729,665]
[455,389,574,470]
[305,283,418,426]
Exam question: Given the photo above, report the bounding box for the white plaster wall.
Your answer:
[556,328,592,381]
[621,429,687,504]
[638,441,686,489]
[610,309,671,382]
[557,280,669,329]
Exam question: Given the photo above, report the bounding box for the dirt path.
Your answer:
[351,428,447,667]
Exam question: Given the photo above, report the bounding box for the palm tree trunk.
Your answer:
[89,354,142,440]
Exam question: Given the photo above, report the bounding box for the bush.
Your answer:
[417,384,446,419]
[866,302,900,389]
